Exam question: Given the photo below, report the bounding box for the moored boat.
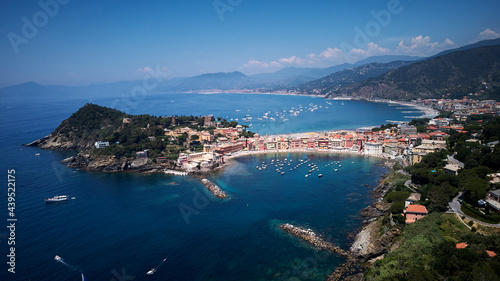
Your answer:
[45,195,69,203]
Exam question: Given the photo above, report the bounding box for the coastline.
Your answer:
[225,148,389,161]
[191,90,439,120]
[224,146,395,281]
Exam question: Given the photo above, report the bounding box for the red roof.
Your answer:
[405,204,428,214]
[486,250,497,257]
[456,242,468,249]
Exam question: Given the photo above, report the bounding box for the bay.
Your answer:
[0,92,410,280]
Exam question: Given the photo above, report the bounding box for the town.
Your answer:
[171,97,500,173]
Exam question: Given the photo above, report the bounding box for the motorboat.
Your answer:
[45,195,69,203]
[147,257,168,276]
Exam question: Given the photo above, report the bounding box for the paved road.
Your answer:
[404,180,417,193]
[448,192,500,228]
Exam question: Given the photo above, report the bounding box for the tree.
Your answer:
[177,133,188,143]
[391,202,405,214]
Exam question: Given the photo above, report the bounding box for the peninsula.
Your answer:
[26,103,254,173]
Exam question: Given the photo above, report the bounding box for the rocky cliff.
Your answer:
[62,153,164,173]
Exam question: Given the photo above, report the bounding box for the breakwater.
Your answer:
[164,169,188,176]
[279,223,351,258]
[200,178,228,198]
[279,223,359,281]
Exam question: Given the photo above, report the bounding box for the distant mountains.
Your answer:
[331,44,500,101]
[288,61,414,95]
[2,39,500,101]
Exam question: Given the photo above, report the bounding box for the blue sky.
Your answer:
[1,0,500,88]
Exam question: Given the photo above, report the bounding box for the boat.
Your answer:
[318,174,323,177]
[82,273,88,281]
[147,268,156,275]
[147,257,168,275]
[54,255,61,261]
[45,195,69,202]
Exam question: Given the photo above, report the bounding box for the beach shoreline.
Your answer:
[190,90,439,120]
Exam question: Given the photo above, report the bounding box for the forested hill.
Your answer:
[290,61,413,95]
[26,104,127,150]
[331,45,500,101]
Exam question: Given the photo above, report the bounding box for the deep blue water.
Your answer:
[0,92,413,280]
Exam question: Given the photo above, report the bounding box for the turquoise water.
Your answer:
[0,93,399,280]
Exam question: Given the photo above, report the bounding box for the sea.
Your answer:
[0,91,422,281]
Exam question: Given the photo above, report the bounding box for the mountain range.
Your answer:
[2,39,500,101]
[331,44,500,101]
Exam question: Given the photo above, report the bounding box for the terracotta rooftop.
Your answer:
[405,204,428,214]
[485,250,497,258]
[456,242,468,249]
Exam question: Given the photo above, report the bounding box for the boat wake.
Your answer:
[54,255,81,272]
[147,255,170,275]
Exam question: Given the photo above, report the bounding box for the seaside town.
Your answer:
[169,97,500,172]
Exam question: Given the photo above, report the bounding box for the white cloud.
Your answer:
[278,56,304,64]
[476,29,500,41]
[350,42,390,61]
[240,35,458,74]
[137,66,153,73]
[241,42,392,73]
[318,48,345,60]
[395,35,454,56]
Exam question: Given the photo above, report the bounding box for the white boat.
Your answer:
[45,195,69,203]
[318,174,323,177]
[147,257,168,276]
[54,255,61,261]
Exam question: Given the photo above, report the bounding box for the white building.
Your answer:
[364,142,383,155]
[94,141,109,149]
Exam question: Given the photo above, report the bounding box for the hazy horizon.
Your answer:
[1,0,500,88]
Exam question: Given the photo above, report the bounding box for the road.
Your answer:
[448,192,500,228]
[404,180,417,193]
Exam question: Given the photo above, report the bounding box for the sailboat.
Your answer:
[81,273,87,281]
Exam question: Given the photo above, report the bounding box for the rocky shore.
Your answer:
[61,153,165,173]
